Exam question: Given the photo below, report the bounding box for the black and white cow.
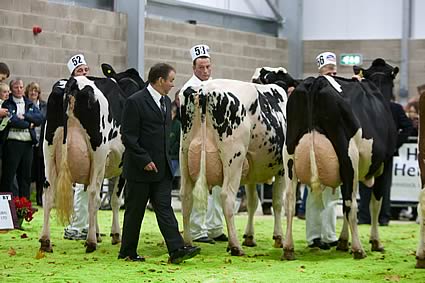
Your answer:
[180,78,294,256]
[354,58,399,102]
[281,74,397,260]
[39,65,145,253]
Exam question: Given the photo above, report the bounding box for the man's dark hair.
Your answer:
[148,63,175,84]
[0,62,10,77]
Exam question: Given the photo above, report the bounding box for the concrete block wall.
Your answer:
[304,40,425,100]
[0,0,127,100]
[144,17,289,95]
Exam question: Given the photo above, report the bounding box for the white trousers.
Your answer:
[190,186,224,239]
[65,184,89,233]
[306,186,339,244]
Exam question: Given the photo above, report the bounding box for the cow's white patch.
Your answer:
[324,75,342,93]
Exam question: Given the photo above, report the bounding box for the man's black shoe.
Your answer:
[308,238,330,250]
[213,234,228,242]
[169,246,201,264]
[118,254,145,262]
[194,237,215,244]
[328,240,338,247]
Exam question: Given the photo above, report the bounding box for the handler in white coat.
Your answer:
[180,44,228,244]
[305,52,340,249]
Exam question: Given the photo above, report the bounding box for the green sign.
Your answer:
[340,54,362,65]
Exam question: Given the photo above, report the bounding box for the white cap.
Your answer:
[190,44,210,62]
[316,52,337,70]
[67,54,87,74]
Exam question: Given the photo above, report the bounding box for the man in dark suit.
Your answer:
[118,63,200,263]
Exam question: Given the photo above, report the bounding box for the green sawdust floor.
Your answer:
[0,208,424,282]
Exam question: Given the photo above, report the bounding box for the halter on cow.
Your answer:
[39,64,145,253]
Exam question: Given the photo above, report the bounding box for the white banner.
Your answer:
[391,142,421,203]
[0,194,14,230]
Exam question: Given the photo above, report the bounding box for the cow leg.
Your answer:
[180,149,195,246]
[416,189,425,268]
[39,181,55,253]
[282,152,297,260]
[39,143,56,253]
[110,176,124,245]
[221,176,244,256]
[85,172,104,253]
[242,184,258,247]
[272,176,284,248]
[336,214,350,251]
[369,193,384,252]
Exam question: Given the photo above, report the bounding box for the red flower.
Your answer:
[13,196,36,222]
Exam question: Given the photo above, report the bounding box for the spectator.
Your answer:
[0,79,43,198]
[25,82,47,206]
[0,62,10,82]
[171,90,181,121]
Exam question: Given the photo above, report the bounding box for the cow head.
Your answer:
[353,58,399,101]
[102,63,146,98]
[251,67,299,92]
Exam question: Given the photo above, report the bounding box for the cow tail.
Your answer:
[309,131,320,192]
[55,95,74,225]
[309,79,320,192]
[192,93,209,211]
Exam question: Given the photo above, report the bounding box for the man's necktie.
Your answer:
[160,96,166,119]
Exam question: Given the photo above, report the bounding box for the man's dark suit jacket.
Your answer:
[121,86,173,182]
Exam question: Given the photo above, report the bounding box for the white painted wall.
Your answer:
[302,0,403,40]
[412,0,425,39]
[177,0,276,18]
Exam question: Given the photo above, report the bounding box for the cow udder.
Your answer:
[54,121,91,185]
[294,132,340,189]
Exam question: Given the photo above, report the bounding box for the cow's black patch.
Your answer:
[45,80,67,145]
[102,115,105,129]
[210,91,246,140]
[181,87,197,135]
[287,159,293,180]
[73,85,102,150]
[249,99,258,115]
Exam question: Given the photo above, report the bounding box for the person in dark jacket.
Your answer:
[0,78,43,198]
[25,82,47,206]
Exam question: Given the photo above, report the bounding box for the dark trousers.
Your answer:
[119,173,184,258]
[358,158,393,224]
[32,145,45,206]
[0,140,33,199]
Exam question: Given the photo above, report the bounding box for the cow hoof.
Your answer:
[415,257,425,268]
[370,240,384,252]
[110,233,121,245]
[85,242,97,253]
[226,246,245,256]
[352,249,367,259]
[39,239,53,253]
[281,248,295,261]
[96,233,102,243]
[242,235,257,247]
[273,235,283,248]
[336,239,349,252]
